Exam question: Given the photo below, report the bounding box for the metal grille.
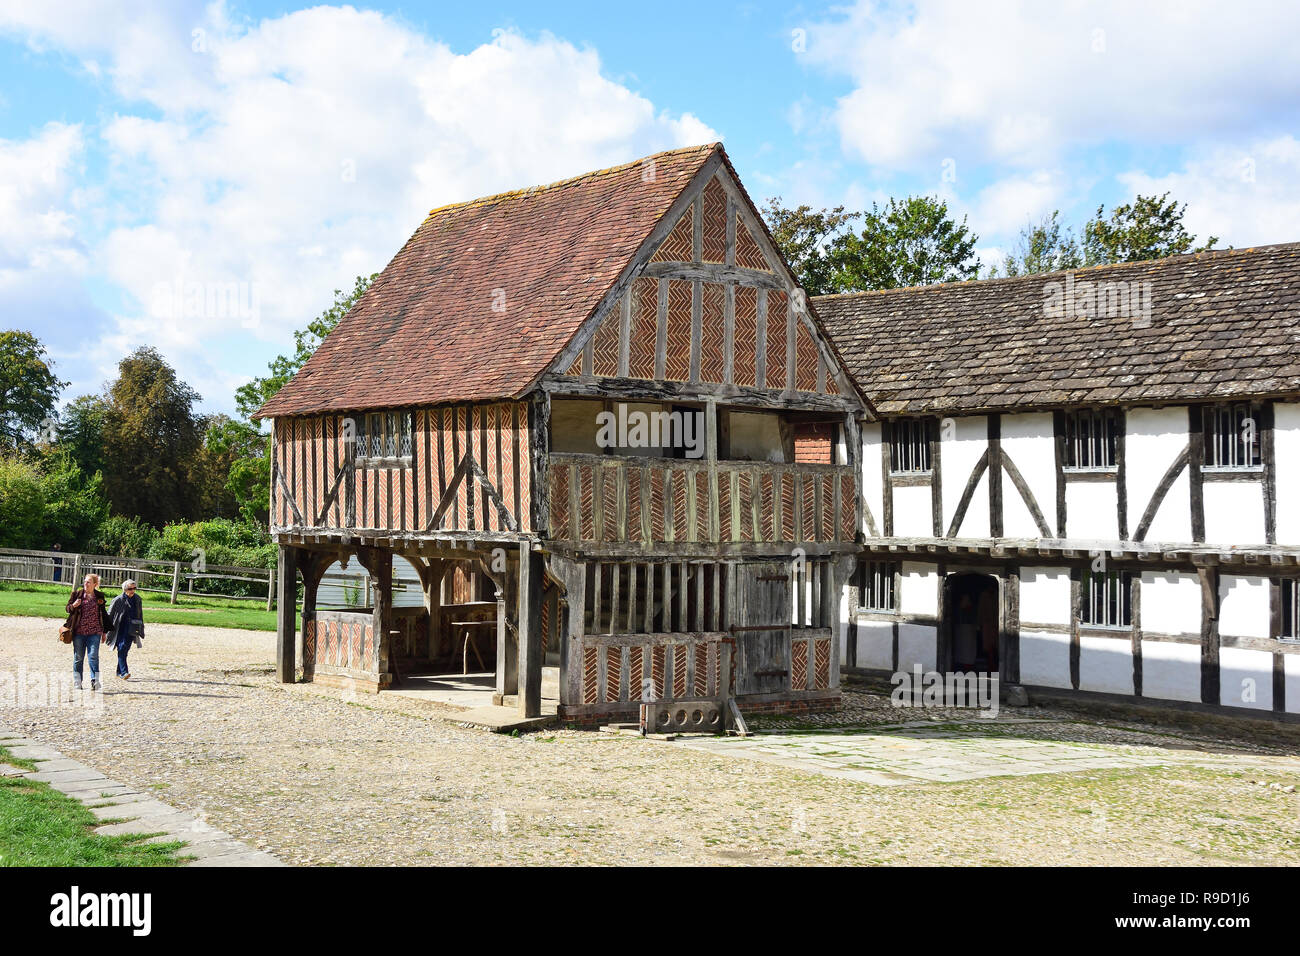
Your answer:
[1205,403,1262,469]
[860,561,897,611]
[889,418,931,473]
[1064,408,1116,470]
[1081,569,1132,629]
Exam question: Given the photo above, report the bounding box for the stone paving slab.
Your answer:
[675,723,1178,786]
[0,723,283,867]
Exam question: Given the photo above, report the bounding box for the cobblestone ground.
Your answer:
[2,615,1299,866]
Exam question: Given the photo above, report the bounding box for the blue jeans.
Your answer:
[73,633,101,684]
[115,638,132,677]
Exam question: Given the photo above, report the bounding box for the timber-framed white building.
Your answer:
[815,243,1300,720]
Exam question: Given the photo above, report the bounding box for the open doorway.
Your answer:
[946,573,999,672]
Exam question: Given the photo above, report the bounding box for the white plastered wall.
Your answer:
[1204,482,1266,547]
[1275,402,1300,547]
[860,421,884,537]
[1000,413,1055,539]
[1066,481,1119,542]
[893,484,933,538]
[940,415,988,538]
[1125,406,1191,544]
[1020,566,1071,626]
[1141,570,1201,636]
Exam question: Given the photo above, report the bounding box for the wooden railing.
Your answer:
[546,454,856,547]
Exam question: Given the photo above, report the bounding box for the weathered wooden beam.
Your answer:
[517,542,544,717]
[275,545,298,683]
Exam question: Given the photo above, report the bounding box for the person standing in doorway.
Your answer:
[66,573,108,691]
[107,579,144,681]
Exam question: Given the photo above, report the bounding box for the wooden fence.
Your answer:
[0,546,402,611]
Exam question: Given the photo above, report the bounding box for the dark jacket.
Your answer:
[65,588,109,635]
[108,591,144,644]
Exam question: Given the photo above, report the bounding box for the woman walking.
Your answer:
[107,579,144,681]
[66,573,108,691]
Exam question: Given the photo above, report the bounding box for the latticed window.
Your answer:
[859,561,897,611]
[1081,569,1132,629]
[1064,408,1117,470]
[889,418,931,474]
[1282,579,1300,642]
[353,411,413,463]
[1204,403,1262,469]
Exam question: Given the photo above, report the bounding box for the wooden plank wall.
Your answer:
[271,401,532,535]
[547,453,856,546]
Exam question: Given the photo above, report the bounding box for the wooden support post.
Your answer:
[423,559,443,664]
[300,554,327,683]
[275,545,298,683]
[373,551,393,687]
[517,542,544,718]
[266,566,275,612]
[70,553,82,589]
[170,561,181,604]
[496,554,517,702]
[1200,565,1220,705]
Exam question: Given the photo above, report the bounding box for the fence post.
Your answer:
[170,561,181,604]
[266,566,276,612]
[70,553,82,589]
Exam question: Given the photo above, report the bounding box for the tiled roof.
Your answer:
[813,243,1300,415]
[257,143,720,417]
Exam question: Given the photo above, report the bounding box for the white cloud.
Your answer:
[1114,137,1300,249]
[804,0,1300,170]
[968,169,1068,238]
[0,4,717,411]
[0,122,86,274]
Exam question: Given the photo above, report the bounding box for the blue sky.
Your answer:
[3,0,1299,417]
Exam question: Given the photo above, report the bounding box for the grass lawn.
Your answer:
[0,746,189,866]
[0,581,290,632]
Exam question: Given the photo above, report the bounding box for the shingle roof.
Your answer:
[813,243,1300,415]
[257,143,720,418]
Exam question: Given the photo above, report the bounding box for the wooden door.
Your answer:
[733,562,792,695]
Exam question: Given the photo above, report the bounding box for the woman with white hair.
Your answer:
[107,579,145,681]
[65,573,108,691]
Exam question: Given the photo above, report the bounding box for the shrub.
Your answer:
[87,515,159,558]
[146,518,275,596]
[0,457,45,549]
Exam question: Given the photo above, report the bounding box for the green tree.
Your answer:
[0,452,108,550]
[226,274,374,525]
[0,456,46,547]
[0,330,65,448]
[56,393,109,478]
[36,450,109,549]
[826,196,981,291]
[201,415,268,523]
[1083,193,1219,265]
[760,199,860,295]
[989,211,1084,278]
[100,347,206,528]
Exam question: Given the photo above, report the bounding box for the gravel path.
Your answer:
[3,615,1298,866]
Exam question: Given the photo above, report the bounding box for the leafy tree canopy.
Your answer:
[989,211,1083,278]
[760,199,859,296]
[764,196,981,293]
[0,330,66,449]
[1082,192,1219,265]
[826,196,981,292]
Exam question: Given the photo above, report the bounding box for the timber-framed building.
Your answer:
[257,143,868,724]
[815,244,1300,720]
